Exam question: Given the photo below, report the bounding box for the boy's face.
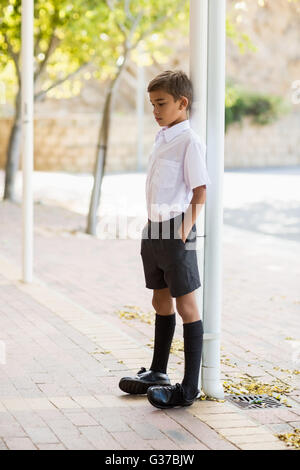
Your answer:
[149,90,189,128]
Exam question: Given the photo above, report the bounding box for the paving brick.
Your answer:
[64,411,98,427]
[202,417,259,429]
[0,412,17,425]
[145,438,180,450]
[0,438,8,450]
[11,412,47,433]
[48,396,81,410]
[229,433,280,445]
[47,417,80,435]
[288,420,300,427]
[37,443,66,450]
[87,407,130,432]
[0,423,27,438]
[130,422,165,440]
[166,409,238,450]
[1,397,30,412]
[218,426,270,437]
[4,437,37,450]
[71,395,103,409]
[244,409,285,425]
[37,384,67,397]
[272,408,300,421]
[79,425,124,450]
[24,426,59,444]
[111,430,153,450]
[95,393,146,408]
[238,442,287,450]
[266,423,295,434]
[179,443,211,450]
[162,427,202,447]
[56,436,96,450]
[26,398,57,411]
[197,411,247,422]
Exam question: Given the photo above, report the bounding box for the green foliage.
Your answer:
[225,83,290,131]
[0,0,258,105]
[0,0,114,100]
[226,17,257,54]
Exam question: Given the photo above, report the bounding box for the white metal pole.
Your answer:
[189,0,208,394]
[201,0,226,399]
[21,0,34,283]
[136,49,145,172]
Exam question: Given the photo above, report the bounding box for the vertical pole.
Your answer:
[189,0,208,393]
[136,48,145,172]
[21,0,34,283]
[201,0,226,399]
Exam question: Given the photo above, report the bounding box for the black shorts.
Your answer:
[140,213,201,298]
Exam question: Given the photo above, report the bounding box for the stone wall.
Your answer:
[0,111,299,173]
[224,112,300,168]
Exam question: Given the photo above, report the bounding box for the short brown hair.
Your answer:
[147,70,193,111]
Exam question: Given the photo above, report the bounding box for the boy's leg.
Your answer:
[176,291,203,399]
[147,290,203,408]
[119,287,175,394]
[150,288,176,373]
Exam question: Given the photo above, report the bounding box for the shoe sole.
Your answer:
[147,391,200,409]
[119,379,170,395]
[147,395,195,409]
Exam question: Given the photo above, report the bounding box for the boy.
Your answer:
[119,70,211,408]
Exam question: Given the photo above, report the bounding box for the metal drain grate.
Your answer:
[226,394,285,409]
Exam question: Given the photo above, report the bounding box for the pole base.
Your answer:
[201,366,224,399]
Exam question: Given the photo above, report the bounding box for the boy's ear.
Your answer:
[179,96,189,110]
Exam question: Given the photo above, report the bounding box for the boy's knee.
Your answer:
[177,308,194,323]
[152,292,174,315]
[176,296,199,323]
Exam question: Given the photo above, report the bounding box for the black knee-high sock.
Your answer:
[181,319,203,399]
[150,313,176,374]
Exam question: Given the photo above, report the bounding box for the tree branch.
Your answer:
[128,9,144,45]
[3,33,21,85]
[124,0,134,22]
[34,6,60,82]
[133,0,187,47]
[105,0,127,39]
[34,33,60,82]
[34,62,91,101]
[34,27,43,57]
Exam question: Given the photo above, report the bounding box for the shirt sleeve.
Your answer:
[184,139,212,190]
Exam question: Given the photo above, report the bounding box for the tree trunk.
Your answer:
[4,91,22,201]
[86,57,128,235]
[86,89,113,235]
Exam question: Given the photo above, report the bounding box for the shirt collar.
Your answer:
[156,119,190,144]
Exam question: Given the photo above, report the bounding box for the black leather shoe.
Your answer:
[147,383,200,409]
[119,367,171,395]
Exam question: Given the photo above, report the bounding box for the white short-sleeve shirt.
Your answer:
[146,119,212,222]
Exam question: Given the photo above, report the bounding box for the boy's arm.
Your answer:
[177,185,206,243]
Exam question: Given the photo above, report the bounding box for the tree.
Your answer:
[87,0,190,234]
[0,0,108,200]
[1,0,255,229]
[86,0,259,235]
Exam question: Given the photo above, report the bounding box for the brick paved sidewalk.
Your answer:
[0,201,299,450]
